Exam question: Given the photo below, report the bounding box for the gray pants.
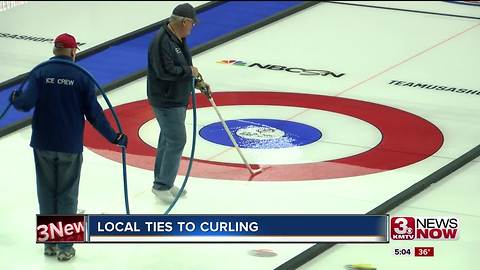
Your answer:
[152,106,187,189]
[34,149,82,250]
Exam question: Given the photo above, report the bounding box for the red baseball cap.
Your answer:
[54,33,79,50]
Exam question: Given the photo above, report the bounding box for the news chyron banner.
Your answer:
[36,215,388,243]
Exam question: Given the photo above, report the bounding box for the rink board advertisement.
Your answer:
[36,214,389,243]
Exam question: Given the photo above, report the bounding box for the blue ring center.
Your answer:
[199,118,322,149]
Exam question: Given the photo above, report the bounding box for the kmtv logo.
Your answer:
[391,217,459,240]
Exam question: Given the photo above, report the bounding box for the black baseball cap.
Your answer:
[172,3,198,23]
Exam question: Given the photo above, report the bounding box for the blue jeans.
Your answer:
[33,149,82,251]
[152,106,187,189]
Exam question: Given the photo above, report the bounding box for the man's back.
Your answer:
[13,55,116,153]
[32,56,89,152]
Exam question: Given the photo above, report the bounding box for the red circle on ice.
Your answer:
[84,92,443,181]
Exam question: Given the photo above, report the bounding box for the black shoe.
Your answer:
[44,246,57,256]
[57,247,75,261]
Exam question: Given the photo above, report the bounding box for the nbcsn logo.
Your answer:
[390,217,459,240]
[216,59,345,78]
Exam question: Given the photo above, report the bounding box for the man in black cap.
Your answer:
[147,3,211,203]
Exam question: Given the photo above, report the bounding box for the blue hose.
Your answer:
[2,58,130,214]
[163,79,197,215]
[0,103,12,120]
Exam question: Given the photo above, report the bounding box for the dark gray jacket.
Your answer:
[147,23,193,108]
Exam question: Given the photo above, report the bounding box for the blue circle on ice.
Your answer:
[199,119,322,149]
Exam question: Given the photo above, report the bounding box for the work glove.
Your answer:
[195,73,212,98]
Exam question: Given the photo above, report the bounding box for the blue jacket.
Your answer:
[12,55,117,153]
[147,23,194,108]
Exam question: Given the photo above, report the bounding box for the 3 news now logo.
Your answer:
[390,217,459,240]
[36,215,86,243]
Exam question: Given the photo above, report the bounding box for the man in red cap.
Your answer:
[147,3,211,203]
[10,33,127,261]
